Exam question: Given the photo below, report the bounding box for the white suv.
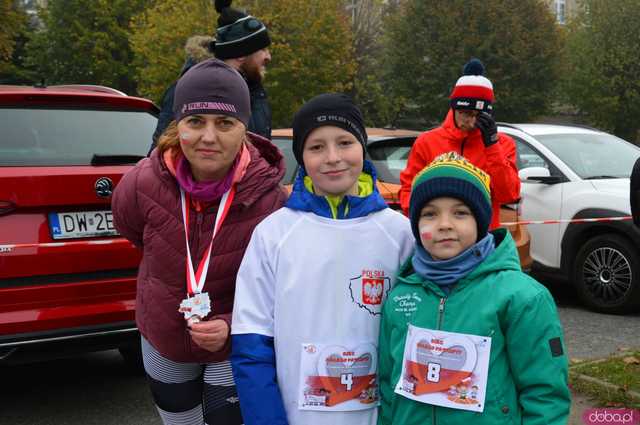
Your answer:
[498,124,640,314]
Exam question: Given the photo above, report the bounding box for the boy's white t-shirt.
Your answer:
[232,207,413,425]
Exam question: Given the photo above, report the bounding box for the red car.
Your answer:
[0,84,157,365]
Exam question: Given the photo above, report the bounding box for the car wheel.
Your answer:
[574,234,640,314]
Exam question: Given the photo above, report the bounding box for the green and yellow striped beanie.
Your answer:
[409,152,492,242]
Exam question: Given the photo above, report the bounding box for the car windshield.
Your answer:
[271,137,298,184]
[535,132,640,179]
[367,138,414,183]
[0,108,157,166]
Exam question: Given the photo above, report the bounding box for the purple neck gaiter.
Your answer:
[176,156,237,202]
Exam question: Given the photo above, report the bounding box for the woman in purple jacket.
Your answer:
[112,58,287,425]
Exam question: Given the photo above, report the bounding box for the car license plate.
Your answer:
[48,210,119,239]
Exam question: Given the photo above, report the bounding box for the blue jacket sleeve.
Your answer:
[231,333,289,425]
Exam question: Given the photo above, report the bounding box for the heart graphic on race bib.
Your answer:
[408,332,478,394]
[324,351,373,378]
[416,338,468,371]
[317,343,377,379]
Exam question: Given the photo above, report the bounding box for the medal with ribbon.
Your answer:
[178,186,235,325]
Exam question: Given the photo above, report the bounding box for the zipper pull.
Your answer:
[437,297,446,330]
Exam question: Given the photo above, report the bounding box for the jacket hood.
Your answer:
[442,109,482,142]
[150,132,285,208]
[179,35,215,76]
[397,228,521,293]
[185,35,215,63]
[285,160,388,219]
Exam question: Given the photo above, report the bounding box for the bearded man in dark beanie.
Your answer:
[150,0,273,154]
[211,0,272,140]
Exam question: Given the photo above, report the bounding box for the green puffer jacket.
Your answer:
[378,229,570,425]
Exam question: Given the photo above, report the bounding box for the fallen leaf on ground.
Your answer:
[622,356,640,365]
[605,401,625,407]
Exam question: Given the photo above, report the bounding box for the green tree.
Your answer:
[130,0,216,103]
[348,0,404,127]
[25,0,149,94]
[563,0,640,142]
[382,0,562,126]
[254,0,357,127]
[0,0,28,81]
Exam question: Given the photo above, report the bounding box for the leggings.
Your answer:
[141,336,243,425]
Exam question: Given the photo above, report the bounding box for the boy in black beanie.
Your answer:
[231,94,413,425]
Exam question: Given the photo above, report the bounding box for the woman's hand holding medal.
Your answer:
[189,318,230,352]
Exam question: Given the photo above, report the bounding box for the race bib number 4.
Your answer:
[298,343,378,411]
[394,325,492,413]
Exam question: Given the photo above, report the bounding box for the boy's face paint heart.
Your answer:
[420,229,433,240]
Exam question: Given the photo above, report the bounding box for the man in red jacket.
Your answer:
[399,58,520,230]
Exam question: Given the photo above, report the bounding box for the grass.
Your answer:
[569,351,640,408]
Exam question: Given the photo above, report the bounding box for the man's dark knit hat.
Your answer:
[210,0,270,60]
[291,93,367,166]
[173,58,251,126]
[409,152,493,245]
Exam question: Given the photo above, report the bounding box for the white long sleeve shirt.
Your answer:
[232,207,413,425]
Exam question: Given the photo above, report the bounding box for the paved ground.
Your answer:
[538,274,640,361]
[569,391,594,425]
[540,274,640,424]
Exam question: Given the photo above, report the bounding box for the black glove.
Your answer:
[476,112,498,147]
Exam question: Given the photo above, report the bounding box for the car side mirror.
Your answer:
[518,167,561,184]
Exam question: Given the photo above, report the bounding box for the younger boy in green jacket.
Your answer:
[378,152,570,425]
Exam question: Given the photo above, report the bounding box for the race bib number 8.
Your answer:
[394,325,492,413]
[427,363,441,382]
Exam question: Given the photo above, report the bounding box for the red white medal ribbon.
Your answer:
[180,186,236,296]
